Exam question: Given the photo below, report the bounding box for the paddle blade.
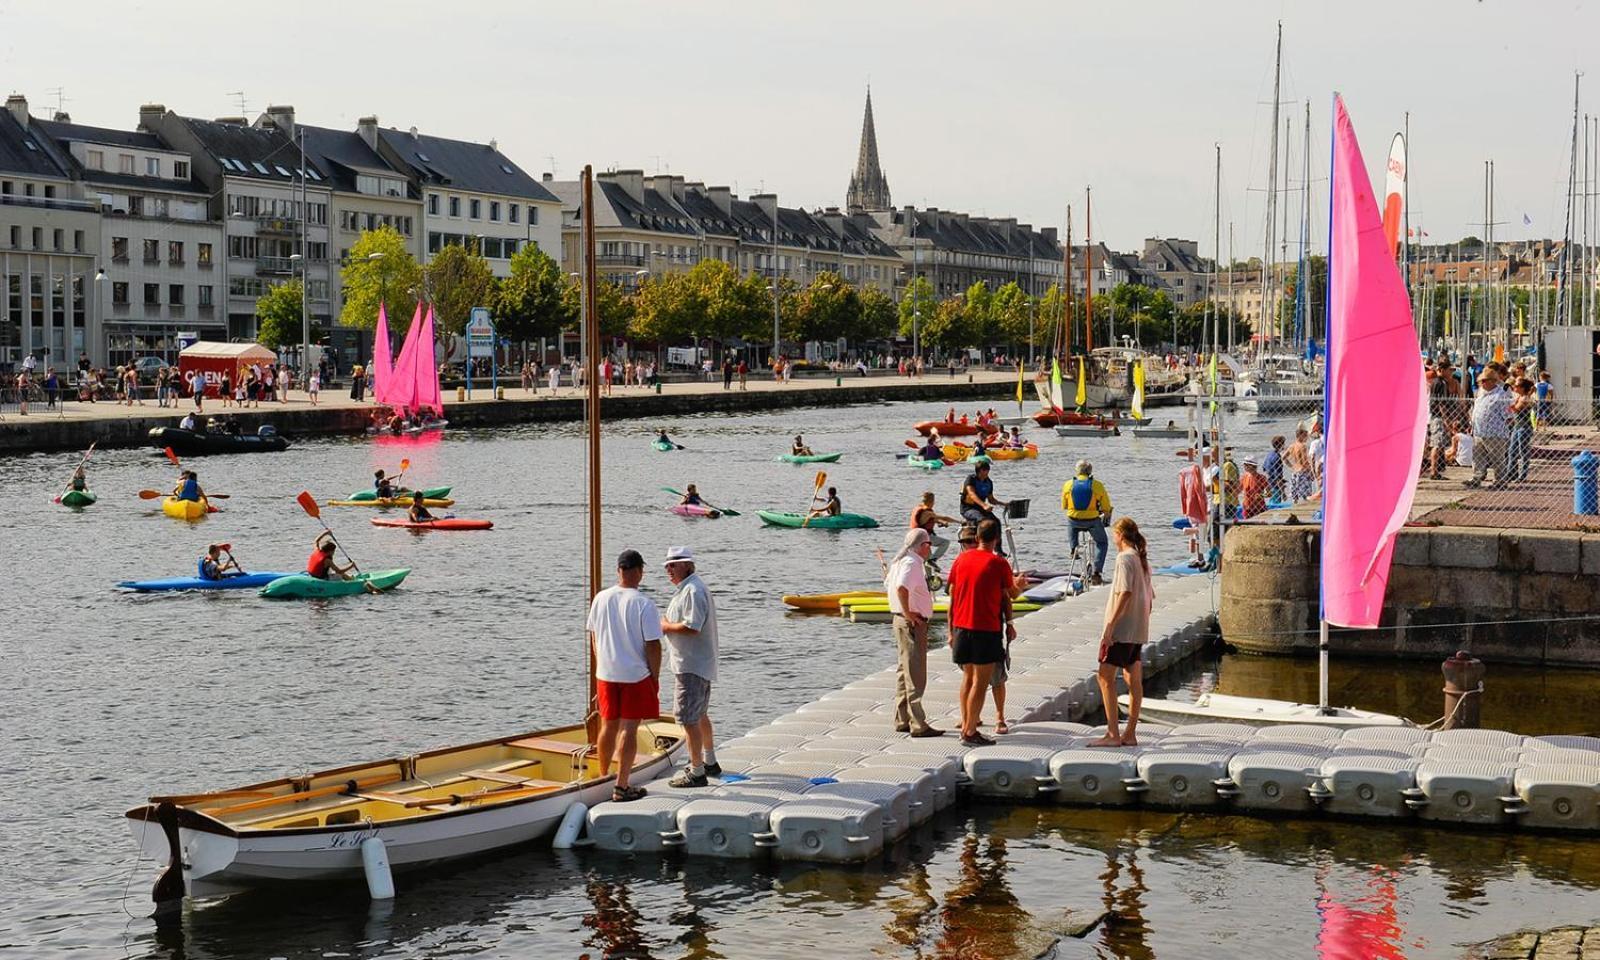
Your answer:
[903,439,918,448]
[296,490,321,519]
[814,471,826,488]
[400,458,411,472]
[163,446,180,466]
[138,489,163,500]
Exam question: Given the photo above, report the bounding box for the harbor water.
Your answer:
[3,399,1597,959]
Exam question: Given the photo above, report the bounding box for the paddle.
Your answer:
[54,441,95,503]
[390,457,412,488]
[138,489,229,500]
[800,470,827,528]
[219,543,247,576]
[657,486,739,517]
[296,490,381,594]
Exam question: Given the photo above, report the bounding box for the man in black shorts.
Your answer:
[945,518,1019,746]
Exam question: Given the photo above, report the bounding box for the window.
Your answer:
[142,239,159,262]
[469,198,481,219]
[489,201,501,222]
[509,203,519,224]
[143,283,159,305]
[251,161,270,175]
[529,206,539,226]
[112,237,129,261]
[119,154,134,174]
[198,285,213,307]
[112,282,129,305]
[197,242,212,266]
[428,193,440,215]
[0,180,10,194]
[87,149,104,170]
[52,228,62,251]
[44,184,54,198]
[228,236,259,259]
[23,182,33,196]
[145,157,161,177]
[169,284,184,305]
[73,230,84,253]
[428,231,442,253]
[448,196,461,217]
[174,160,188,180]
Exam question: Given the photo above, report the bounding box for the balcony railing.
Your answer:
[0,193,99,214]
[248,215,302,234]
[256,256,296,275]
[596,254,646,267]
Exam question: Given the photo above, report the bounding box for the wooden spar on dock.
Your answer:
[584,164,603,747]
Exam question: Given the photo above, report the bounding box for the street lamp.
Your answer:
[289,252,305,381]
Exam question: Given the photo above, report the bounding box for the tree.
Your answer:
[495,243,576,343]
[792,271,859,343]
[897,275,936,341]
[855,286,898,341]
[961,281,994,347]
[1037,284,1067,353]
[990,281,1033,348]
[423,242,495,338]
[921,297,969,352]
[338,226,423,330]
[254,280,307,350]
[631,272,704,345]
[562,278,636,341]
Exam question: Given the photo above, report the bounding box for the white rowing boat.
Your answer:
[1120,692,1409,728]
[127,722,684,900]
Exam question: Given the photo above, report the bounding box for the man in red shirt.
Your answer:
[946,518,1021,745]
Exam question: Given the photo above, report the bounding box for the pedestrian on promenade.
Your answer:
[1285,428,1313,501]
[308,369,320,406]
[660,546,722,787]
[1262,436,1286,500]
[1424,360,1456,480]
[349,363,365,402]
[587,549,663,803]
[948,518,1019,746]
[15,370,29,415]
[1089,517,1154,747]
[1466,371,1511,488]
[44,368,59,409]
[1239,458,1269,518]
[910,491,957,564]
[548,364,561,393]
[1061,459,1113,585]
[737,358,748,390]
[190,371,205,412]
[1536,370,1555,424]
[1508,377,1536,482]
[124,366,141,406]
[722,357,734,391]
[885,528,943,737]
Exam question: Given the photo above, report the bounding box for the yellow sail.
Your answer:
[1075,356,1088,408]
[1015,362,1024,404]
[1131,361,1146,419]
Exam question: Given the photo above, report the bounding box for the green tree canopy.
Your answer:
[254,280,307,350]
[792,272,860,343]
[631,271,705,344]
[855,286,899,341]
[990,281,1033,347]
[897,275,936,341]
[423,242,495,338]
[338,227,423,331]
[562,279,637,340]
[494,243,576,343]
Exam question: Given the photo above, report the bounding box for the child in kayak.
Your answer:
[792,435,814,457]
[408,490,435,523]
[69,463,88,493]
[917,437,944,461]
[680,484,704,507]
[173,470,204,503]
[807,486,842,519]
[307,533,354,581]
[374,469,395,500]
[199,543,243,581]
[657,429,674,447]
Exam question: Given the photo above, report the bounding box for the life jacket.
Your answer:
[307,550,333,579]
[198,556,218,580]
[1070,476,1096,512]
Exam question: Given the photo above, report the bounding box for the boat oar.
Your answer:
[391,457,412,486]
[54,441,95,503]
[657,486,739,517]
[295,490,382,594]
[138,489,229,500]
[800,470,827,528]
[219,543,247,576]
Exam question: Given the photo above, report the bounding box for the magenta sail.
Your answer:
[371,303,394,406]
[386,304,423,413]
[1321,96,1428,628]
[412,306,443,415]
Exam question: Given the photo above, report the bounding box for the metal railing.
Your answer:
[0,193,99,214]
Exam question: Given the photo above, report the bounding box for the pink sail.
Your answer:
[386,304,423,413]
[411,306,443,415]
[1321,96,1428,628]
[371,303,395,406]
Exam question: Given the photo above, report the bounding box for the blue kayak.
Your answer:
[118,571,295,592]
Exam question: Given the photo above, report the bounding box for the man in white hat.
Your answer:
[885,528,943,737]
[660,546,721,787]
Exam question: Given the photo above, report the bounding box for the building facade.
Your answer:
[865,206,1063,299]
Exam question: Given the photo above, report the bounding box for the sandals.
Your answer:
[995,720,1010,735]
[611,785,648,803]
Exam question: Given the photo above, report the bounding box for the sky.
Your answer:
[3,0,1597,256]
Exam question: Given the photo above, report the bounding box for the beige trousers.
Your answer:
[893,614,932,732]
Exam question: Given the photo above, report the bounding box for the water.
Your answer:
[3,399,1595,959]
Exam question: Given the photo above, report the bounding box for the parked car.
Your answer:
[131,356,167,377]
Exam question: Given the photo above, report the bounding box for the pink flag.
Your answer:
[1322,96,1428,628]
[371,303,394,406]
[386,304,422,413]
[412,306,444,415]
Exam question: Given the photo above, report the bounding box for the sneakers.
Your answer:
[910,727,945,738]
[611,784,648,803]
[704,762,723,779]
[960,732,996,747]
[1089,573,1106,586]
[668,770,709,789]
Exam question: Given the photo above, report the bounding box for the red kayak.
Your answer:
[370,517,494,531]
[1032,409,1110,428]
[914,420,998,437]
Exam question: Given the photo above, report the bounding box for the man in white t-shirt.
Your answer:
[660,546,721,787]
[885,528,942,737]
[586,549,663,803]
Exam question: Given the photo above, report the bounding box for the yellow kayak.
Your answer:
[986,444,1039,460]
[326,497,455,508]
[783,590,883,612]
[942,444,972,462]
[162,496,213,520]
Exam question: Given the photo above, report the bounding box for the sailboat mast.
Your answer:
[1063,204,1073,357]
[1084,187,1094,354]
[1262,21,1283,356]
[1561,73,1579,327]
[1213,144,1222,361]
[1297,100,1311,350]
[582,164,602,743]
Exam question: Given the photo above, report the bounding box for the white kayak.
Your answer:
[1122,692,1411,728]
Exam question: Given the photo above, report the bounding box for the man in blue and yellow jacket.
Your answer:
[1061,459,1113,585]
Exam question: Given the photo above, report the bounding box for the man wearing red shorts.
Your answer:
[587,549,664,802]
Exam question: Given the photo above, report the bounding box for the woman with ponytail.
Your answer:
[1089,517,1155,747]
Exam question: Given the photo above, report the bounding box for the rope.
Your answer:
[1422,681,1484,731]
[1221,611,1600,642]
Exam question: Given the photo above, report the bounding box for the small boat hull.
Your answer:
[1125,693,1411,728]
[260,569,411,598]
[779,453,842,463]
[914,420,993,437]
[757,510,879,529]
[908,457,944,470]
[1132,427,1192,439]
[149,427,289,456]
[670,504,721,519]
[59,489,97,507]
[120,572,296,592]
[370,518,493,531]
[782,590,884,611]
[326,497,455,508]
[347,486,453,502]
[162,496,215,520]
[652,441,675,452]
[985,445,1038,460]
[1054,424,1120,438]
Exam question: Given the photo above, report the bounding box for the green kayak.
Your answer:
[757,510,879,530]
[908,457,944,470]
[779,452,842,464]
[652,440,675,452]
[260,568,411,599]
[59,488,97,507]
[968,455,992,467]
[347,486,452,502]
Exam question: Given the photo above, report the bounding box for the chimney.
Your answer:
[356,116,379,150]
[608,169,645,204]
[264,104,295,137]
[214,116,247,125]
[5,93,28,127]
[138,103,166,132]
[1041,227,1057,244]
[705,186,732,216]
[489,138,498,153]
[669,175,686,203]
[752,193,778,224]
[51,110,69,122]
[542,172,553,182]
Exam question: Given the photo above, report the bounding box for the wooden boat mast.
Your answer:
[583,165,602,745]
[1062,203,1073,358]
[1084,186,1094,354]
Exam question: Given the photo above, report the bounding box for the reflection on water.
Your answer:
[1316,864,1407,960]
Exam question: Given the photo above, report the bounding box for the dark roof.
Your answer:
[35,118,165,151]
[375,127,556,202]
[894,208,1060,262]
[177,116,327,183]
[78,169,210,195]
[299,124,410,195]
[0,111,71,178]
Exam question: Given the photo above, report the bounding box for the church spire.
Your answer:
[846,87,891,212]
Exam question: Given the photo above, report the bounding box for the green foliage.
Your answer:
[631,271,705,344]
[855,286,899,341]
[423,242,495,338]
[695,262,770,343]
[921,297,968,351]
[254,280,305,350]
[961,281,993,346]
[495,244,576,343]
[990,281,1032,347]
[898,276,936,340]
[338,227,422,331]
[791,272,859,343]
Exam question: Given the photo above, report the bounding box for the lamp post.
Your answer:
[94,267,106,373]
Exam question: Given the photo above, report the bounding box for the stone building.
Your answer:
[863,206,1063,299]
[845,89,891,213]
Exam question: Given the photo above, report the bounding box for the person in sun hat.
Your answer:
[587,549,664,803]
[659,546,721,787]
[1238,457,1269,519]
[884,528,943,738]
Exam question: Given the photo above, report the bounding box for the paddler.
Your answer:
[374,469,396,500]
[198,543,243,581]
[657,429,674,448]
[407,490,435,523]
[68,463,88,493]
[917,436,944,462]
[1004,426,1024,448]
[679,484,704,507]
[807,486,842,520]
[173,469,205,503]
[960,461,1008,530]
[791,434,814,457]
[307,532,354,581]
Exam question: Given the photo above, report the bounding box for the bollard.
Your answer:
[1573,451,1598,515]
[1440,650,1485,730]
[495,386,505,400]
[655,381,662,394]
[456,385,466,402]
[835,375,841,387]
